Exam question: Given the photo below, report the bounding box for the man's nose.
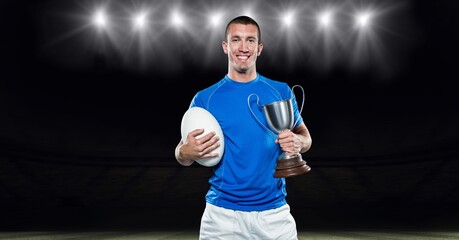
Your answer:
[239,41,249,52]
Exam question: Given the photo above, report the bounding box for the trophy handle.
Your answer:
[291,85,305,129]
[247,94,277,136]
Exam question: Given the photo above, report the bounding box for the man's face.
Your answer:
[222,23,263,74]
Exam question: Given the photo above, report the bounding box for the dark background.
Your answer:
[1,0,459,231]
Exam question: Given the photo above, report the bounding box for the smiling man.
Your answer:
[223,18,262,80]
[175,16,312,240]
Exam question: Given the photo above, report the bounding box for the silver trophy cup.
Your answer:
[249,85,311,178]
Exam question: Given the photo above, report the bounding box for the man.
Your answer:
[175,16,312,240]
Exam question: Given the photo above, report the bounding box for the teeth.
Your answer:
[237,56,248,59]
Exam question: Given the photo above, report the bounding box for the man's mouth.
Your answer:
[237,55,249,61]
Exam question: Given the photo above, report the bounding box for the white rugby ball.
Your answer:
[180,107,224,167]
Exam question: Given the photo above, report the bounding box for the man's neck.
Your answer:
[227,69,257,83]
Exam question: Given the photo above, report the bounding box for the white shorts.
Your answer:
[199,203,298,240]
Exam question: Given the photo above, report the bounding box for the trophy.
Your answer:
[248,85,311,178]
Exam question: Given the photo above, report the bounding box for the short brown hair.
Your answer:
[224,16,261,43]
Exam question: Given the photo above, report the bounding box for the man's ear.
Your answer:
[257,43,263,56]
[222,41,228,54]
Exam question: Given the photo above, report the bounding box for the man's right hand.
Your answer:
[175,129,220,166]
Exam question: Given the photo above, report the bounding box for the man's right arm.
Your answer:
[175,140,195,166]
[175,129,221,167]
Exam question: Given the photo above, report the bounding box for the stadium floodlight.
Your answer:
[209,12,223,27]
[133,12,148,30]
[93,9,107,28]
[355,11,373,29]
[317,10,334,29]
[171,11,184,27]
[282,11,295,27]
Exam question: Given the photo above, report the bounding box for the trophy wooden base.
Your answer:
[274,154,311,178]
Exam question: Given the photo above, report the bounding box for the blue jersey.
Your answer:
[189,74,303,211]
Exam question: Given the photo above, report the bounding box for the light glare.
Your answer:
[318,10,333,28]
[133,12,147,30]
[209,12,223,27]
[171,11,183,27]
[355,11,373,28]
[282,12,294,27]
[64,1,404,76]
[93,10,107,28]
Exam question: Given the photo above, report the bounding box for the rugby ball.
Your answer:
[180,107,224,167]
